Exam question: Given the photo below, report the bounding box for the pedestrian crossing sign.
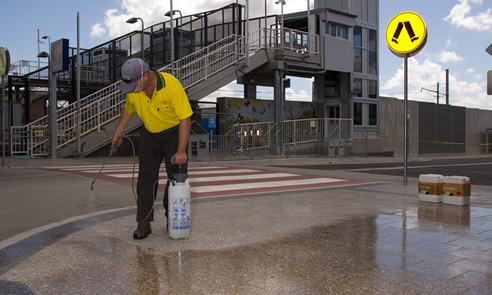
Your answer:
[385,11,427,57]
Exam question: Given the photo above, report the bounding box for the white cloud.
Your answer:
[90,0,307,40]
[380,57,491,109]
[444,0,492,31]
[90,23,106,38]
[437,50,463,63]
[285,88,311,101]
[467,68,475,73]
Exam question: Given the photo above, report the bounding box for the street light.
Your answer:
[275,0,286,48]
[126,17,145,59]
[37,51,56,159]
[42,35,50,57]
[37,29,44,78]
[165,10,182,78]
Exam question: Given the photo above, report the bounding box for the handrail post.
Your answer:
[97,100,101,131]
[29,126,33,158]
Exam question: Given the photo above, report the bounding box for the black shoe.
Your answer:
[133,221,151,239]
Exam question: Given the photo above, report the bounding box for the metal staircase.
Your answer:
[10,27,319,157]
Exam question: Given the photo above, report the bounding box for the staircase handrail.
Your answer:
[15,27,319,157]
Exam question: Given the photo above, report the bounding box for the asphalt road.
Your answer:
[279,157,492,186]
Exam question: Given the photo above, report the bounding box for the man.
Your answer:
[111,58,193,239]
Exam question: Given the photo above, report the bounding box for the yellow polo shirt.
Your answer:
[124,70,193,133]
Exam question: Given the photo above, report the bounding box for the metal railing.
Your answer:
[11,27,320,157]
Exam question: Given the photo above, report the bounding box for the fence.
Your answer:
[191,118,353,161]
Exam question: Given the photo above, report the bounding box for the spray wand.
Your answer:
[91,145,117,191]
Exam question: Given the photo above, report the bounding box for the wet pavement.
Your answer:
[1,156,492,294]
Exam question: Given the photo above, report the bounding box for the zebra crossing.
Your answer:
[33,164,367,198]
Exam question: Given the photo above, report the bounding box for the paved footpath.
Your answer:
[2,156,492,294]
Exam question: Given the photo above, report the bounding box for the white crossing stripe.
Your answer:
[44,164,131,170]
[190,173,298,182]
[107,169,259,178]
[79,165,226,174]
[190,178,346,193]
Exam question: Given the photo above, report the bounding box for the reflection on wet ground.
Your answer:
[2,183,492,294]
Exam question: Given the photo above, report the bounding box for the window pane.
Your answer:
[331,24,337,37]
[342,27,348,39]
[325,72,340,97]
[354,103,362,125]
[353,47,362,73]
[326,24,330,35]
[353,78,362,97]
[328,106,340,118]
[369,104,377,125]
[353,26,362,47]
[369,29,377,50]
[369,80,377,98]
[369,51,377,75]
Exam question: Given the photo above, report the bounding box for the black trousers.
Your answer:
[136,127,187,222]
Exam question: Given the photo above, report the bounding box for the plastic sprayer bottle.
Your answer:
[168,166,191,239]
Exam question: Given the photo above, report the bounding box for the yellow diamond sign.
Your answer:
[385,11,427,57]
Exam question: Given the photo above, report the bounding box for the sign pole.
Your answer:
[385,11,427,185]
[1,74,5,166]
[404,53,408,185]
[0,47,10,167]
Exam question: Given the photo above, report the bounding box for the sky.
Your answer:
[1,0,492,110]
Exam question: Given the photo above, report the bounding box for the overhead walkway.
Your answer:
[10,27,321,158]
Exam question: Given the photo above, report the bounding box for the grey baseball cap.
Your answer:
[119,58,149,92]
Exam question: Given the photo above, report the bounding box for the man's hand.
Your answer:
[111,132,123,150]
[171,151,187,165]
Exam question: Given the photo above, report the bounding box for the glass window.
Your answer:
[328,106,340,118]
[353,78,362,97]
[353,47,362,73]
[331,24,337,37]
[354,103,362,125]
[369,51,377,75]
[369,29,377,50]
[353,26,362,47]
[338,27,347,39]
[326,24,330,35]
[369,80,377,98]
[325,72,340,97]
[369,104,377,125]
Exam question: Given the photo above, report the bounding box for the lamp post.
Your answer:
[126,17,145,59]
[165,10,182,61]
[42,35,50,57]
[165,9,182,79]
[37,51,57,159]
[275,0,286,48]
[37,29,45,78]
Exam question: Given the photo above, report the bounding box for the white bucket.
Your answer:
[443,176,471,206]
[168,178,191,239]
[418,174,443,203]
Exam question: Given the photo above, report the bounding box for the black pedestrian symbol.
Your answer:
[392,21,419,44]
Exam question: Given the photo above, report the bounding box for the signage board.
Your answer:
[385,11,427,57]
[51,39,69,73]
[0,47,10,76]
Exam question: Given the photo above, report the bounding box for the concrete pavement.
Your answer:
[1,155,492,294]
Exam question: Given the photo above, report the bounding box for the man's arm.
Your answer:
[171,117,191,165]
[111,108,135,149]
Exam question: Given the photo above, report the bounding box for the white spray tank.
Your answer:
[168,164,191,239]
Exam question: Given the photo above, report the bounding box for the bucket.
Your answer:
[168,176,191,239]
[418,174,443,203]
[442,176,471,206]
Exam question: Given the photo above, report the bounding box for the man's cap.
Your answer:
[119,58,149,92]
